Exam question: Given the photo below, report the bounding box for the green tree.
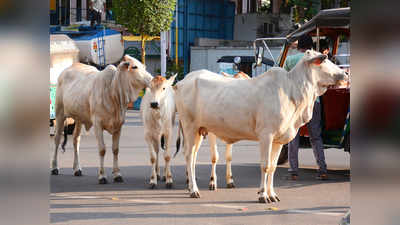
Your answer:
[113,0,176,65]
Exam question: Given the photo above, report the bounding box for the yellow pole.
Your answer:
[175,2,178,67]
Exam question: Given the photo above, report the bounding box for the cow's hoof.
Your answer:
[258,197,271,203]
[51,168,59,175]
[226,183,235,189]
[149,183,157,189]
[209,184,216,191]
[166,182,173,189]
[99,178,108,184]
[269,196,277,203]
[157,175,161,181]
[114,176,124,183]
[190,192,201,198]
[74,170,82,177]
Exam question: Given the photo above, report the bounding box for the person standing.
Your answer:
[89,0,106,27]
[284,34,328,181]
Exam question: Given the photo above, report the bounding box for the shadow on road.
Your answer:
[51,164,350,193]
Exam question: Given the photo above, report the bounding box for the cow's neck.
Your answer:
[111,71,141,123]
[287,61,319,127]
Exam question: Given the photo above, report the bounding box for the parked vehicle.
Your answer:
[50,25,124,68]
[217,55,274,77]
[253,7,351,164]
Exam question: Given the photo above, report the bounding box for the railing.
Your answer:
[50,7,114,26]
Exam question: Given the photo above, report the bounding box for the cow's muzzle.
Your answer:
[334,72,349,87]
[150,102,159,109]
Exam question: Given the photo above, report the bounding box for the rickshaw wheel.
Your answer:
[343,133,350,153]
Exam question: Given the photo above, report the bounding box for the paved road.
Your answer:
[50,110,350,225]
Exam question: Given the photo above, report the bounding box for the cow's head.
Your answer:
[147,74,177,110]
[118,55,153,89]
[304,50,348,95]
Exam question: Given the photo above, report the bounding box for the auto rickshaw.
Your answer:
[217,55,274,77]
[253,7,351,164]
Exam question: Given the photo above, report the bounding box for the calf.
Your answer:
[174,50,347,202]
[51,55,153,184]
[141,74,177,189]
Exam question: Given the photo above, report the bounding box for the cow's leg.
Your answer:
[163,132,173,188]
[51,116,65,175]
[155,138,161,181]
[184,128,203,198]
[72,121,83,176]
[192,133,202,184]
[145,133,159,188]
[258,134,272,203]
[94,124,107,184]
[112,130,123,183]
[208,133,218,191]
[225,144,235,188]
[266,143,283,202]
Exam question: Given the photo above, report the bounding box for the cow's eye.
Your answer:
[163,87,166,91]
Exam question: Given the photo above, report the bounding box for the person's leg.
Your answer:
[307,102,328,176]
[90,9,96,27]
[288,132,300,176]
[96,11,101,25]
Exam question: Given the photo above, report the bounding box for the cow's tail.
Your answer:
[174,120,184,158]
[61,125,68,152]
[160,135,165,150]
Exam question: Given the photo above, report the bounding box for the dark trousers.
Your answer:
[288,102,327,175]
[90,9,101,27]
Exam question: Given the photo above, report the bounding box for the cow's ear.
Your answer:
[168,73,178,86]
[123,55,131,61]
[307,54,327,65]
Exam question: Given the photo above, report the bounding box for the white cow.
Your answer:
[208,71,251,190]
[141,74,177,189]
[174,50,347,203]
[51,55,153,184]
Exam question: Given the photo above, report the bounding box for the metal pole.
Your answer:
[160,31,167,76]
[316,27,320,52]
[175,1,179,67]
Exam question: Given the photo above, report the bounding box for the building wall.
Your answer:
[234,13,292,41]
[234,13,258,41]
[170,0,235,74]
